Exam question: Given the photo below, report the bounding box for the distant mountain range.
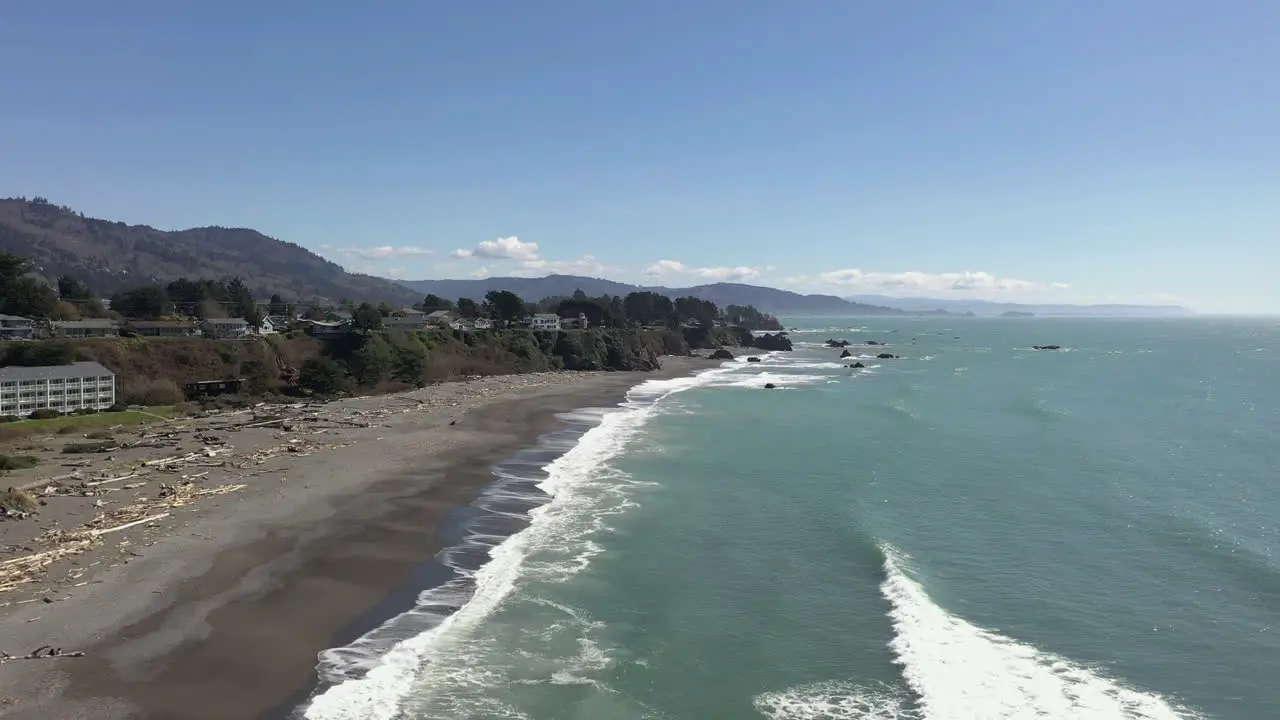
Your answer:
[6,197,1187,319]
[397,275,904,315]
[0,198,421,306]
[845,294,1194,317]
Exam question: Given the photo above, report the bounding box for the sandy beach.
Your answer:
[0,357,709,719]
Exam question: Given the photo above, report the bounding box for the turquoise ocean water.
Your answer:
[302,318,1279,720]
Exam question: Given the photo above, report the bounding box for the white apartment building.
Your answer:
[0,362,117,417]
[530,313,561,331]
[202,318,251,339]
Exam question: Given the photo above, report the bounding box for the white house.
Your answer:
[472,317,492,330]
[530,314,561,331]
[0,361,116,417]
[0,314,35,341]
[203,318,251,339]
[258,317,278,335]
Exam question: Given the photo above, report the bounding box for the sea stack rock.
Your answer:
[851,362,865,368]
[839,349,853,358]
[764,383,777,389]
[747,356,762,362]
[877,353,897,359]
[710,349,735,360]
[752,333,794,351]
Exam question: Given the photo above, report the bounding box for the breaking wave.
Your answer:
[299,370,729,720]
[880,544,1205,719]
[754,544,1205,720]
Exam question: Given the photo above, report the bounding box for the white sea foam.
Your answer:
[788,326,868,334]
[718,371,828,389]
[774,360,848,370]
[300,370,726,720]
[879,544,1205,720]
[754,680,920,719]
[757,547,1208,720]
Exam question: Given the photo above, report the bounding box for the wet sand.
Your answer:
[0,359,709,719]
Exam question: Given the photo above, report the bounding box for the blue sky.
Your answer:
[3,2,1278,312]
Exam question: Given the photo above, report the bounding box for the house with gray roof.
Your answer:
[0,314,35,341]
[50,319,122,339]
[0,361,116,417]
[425,310,456,327]
[202,317,251,339]
[129,320,200,338]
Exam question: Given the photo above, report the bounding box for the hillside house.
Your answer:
[268,315,292,331]
[530,314,561,331]
[0,361,116,417]
[258,317,278,335]
[472,317,492,330]
[130,320,200,338]
[425,310,456,327]
[0,314,35,341]
[300,320,351,338]
[559,313,589,330]
[384,315,429,330]
[203,318,250,339]
[397,308,427,318]
[50,319,121,339]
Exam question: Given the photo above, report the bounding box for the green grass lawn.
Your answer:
[0,406,179,444]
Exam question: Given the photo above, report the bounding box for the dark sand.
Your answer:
[0,359,709,719]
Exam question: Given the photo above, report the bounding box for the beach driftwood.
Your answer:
[0,646,87,664]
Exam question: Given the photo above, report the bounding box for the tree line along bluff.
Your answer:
[0,251,791,409]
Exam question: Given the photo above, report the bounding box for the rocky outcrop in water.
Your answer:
[751,333,793,351]
[850,362,865,369]
[709,349,735,360]
[839,349,853,358]
[877,353,897,359]
[764,383,777,389]
[866,340,881,346]
[1032,345,1063,351]
[747,356,762,362]
[825,339,850,348]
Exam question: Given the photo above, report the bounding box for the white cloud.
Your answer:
[337,245,433,261]
[451,236,540,261]
[644,259,761,283]
[386,267,409,279]
[470,265,491,278]
[695,266,761,282]
[644,260,690,276]
[514,255,619,277]
[784,269,1057,296]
